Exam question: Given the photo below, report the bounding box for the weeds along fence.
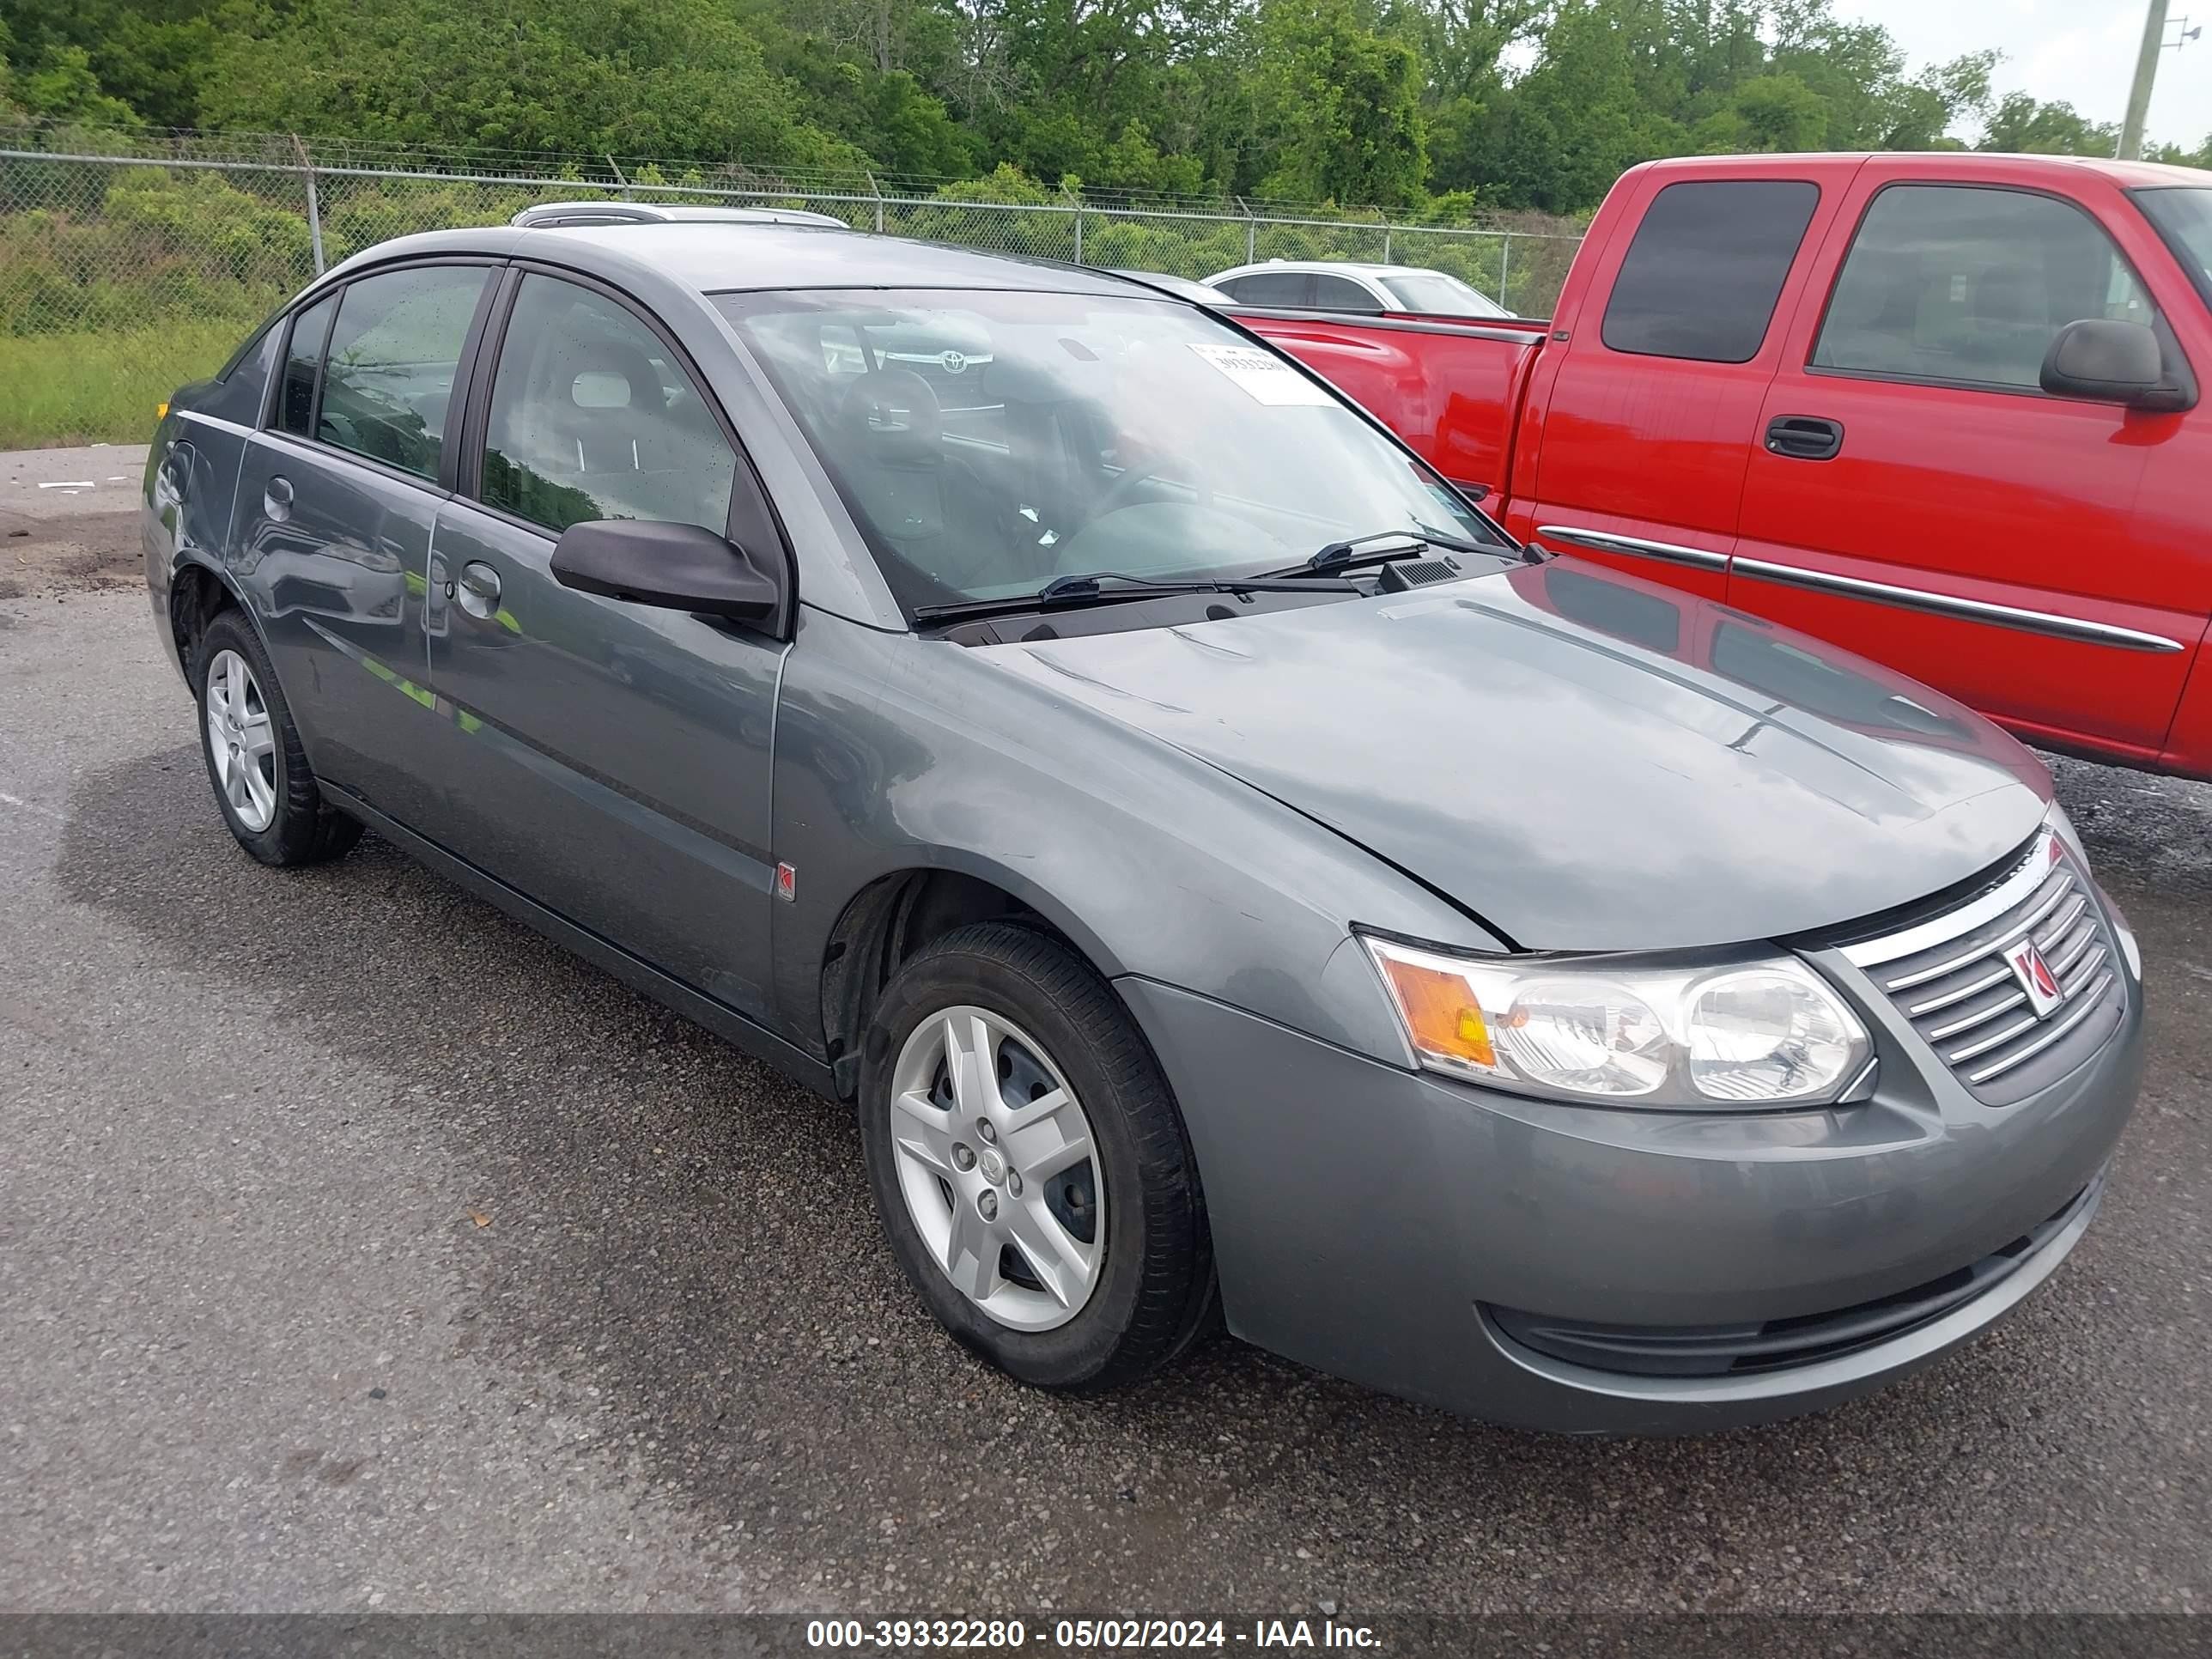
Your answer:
[0,127,1585,340]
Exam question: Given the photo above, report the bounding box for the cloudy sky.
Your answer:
[1842,0,2212,145]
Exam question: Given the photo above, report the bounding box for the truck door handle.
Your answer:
[1765,415,1844,461]
[457,560,502,619]
[263,474,294,521]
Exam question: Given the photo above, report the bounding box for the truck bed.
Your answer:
[1231,308,1548,509]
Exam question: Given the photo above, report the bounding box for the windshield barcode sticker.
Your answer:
[1186,343,1335,406]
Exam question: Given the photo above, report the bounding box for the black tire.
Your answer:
[192,608,363,867]
[859,921,1218,1392]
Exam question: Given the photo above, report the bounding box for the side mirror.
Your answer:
[550,519,780,622]
[2039,319,2174,408]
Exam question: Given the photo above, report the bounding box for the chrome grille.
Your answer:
[1839,830,2125,1105]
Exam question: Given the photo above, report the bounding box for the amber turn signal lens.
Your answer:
[1373,952,1497,1068]
[155,402,168,418]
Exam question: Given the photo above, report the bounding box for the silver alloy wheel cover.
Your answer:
[888,1005,1106,1332]
[204,647,278,834]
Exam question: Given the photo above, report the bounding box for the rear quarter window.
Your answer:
[1601,179,1820,363]
[197,319,283,426]
[277,293,337,438]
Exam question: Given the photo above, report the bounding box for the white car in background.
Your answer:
[1205,260,1512,319]
[1105,269,1231,304]
[511,201,851,229]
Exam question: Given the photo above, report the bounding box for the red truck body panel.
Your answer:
[1233,310,1547,506]
[1243,151,2212,779]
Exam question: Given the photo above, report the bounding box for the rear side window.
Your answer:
[1224,271,1314,307]
[317,265,489,480]
[1601,180,1820,363]
[1813,185,2155,390]
[276,295,336,437]
[479,274,737,536]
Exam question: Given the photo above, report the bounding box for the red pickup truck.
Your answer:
[1239,153,2212,779]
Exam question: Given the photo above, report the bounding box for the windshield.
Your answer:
[2135,186,2212,311]
[1380,272,1508,318]
[720,288,1499,611]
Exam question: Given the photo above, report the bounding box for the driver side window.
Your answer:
[1812,185,2158,390]
[480,275,737,536]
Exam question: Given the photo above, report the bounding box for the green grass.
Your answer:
[0,324,244,449]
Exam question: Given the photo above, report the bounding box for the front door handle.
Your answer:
[1765,415,1844,461]
[263,474,295,521]
[457,560,502,619]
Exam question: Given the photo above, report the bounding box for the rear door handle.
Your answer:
[457,560,502,619]
[1765,415,1844,461]
[263,474,295,521]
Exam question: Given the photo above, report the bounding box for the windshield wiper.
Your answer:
[913,569,1351,625]
[1264,526,1507,579]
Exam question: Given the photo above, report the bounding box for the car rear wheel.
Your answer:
[193,611,362,866]
[859,922,1216,1391]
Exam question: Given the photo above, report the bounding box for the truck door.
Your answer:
[1733,161,2206,762]
[1515,164,1837,599]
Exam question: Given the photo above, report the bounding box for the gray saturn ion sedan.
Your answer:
[145,223,2144,1434]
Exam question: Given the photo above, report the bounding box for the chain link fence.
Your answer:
[0,127,1583,442]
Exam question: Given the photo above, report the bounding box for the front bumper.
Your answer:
[1117,912,2143,1436]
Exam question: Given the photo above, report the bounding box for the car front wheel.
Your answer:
[859,921,1216,1391]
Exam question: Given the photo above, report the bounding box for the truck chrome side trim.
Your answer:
[1231,307,1538,345]
[1731,558,2185,654]
[1535,525,1729,570]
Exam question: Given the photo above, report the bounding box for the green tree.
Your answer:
[192,0,867,171]
[1978,92,2119,157]
[1767,3,1991,149]
[5,0,2201,229]
[1693,71,1827,152]
[1251,0,1429,207]
[1478,0,1686,212]
[10,42,141,125]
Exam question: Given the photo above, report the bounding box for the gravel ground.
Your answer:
[1,495,2206,1617]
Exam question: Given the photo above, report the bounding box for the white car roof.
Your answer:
[510,201,850,229]
[1206,261,1459,283]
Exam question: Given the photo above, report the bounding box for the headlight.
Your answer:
[2046,799,2089,870]
[1362,937,1871,1108]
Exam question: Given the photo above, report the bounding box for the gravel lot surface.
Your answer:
[2,482,2205,1616]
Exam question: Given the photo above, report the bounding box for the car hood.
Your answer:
[975,562,2050,951]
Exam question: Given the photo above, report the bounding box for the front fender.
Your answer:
[766,609,1498,1066]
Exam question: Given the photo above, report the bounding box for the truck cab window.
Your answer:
[1601,179,1819,363]
[1813,185,2154,391]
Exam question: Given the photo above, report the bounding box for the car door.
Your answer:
[1514,167,1836,599]
[1732,166,2204,760]
[417,267,789,1020]
[229,261,497,826]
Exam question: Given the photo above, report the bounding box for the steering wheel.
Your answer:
[1090,457,1216,523]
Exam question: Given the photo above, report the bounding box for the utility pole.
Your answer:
[2119,0,2171,160]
